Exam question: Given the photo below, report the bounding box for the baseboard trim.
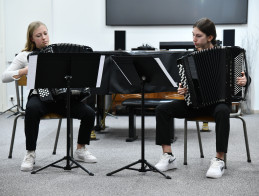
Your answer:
[251,110,259,114]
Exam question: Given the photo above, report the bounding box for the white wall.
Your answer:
[2,0,53,109]
[0,0,6,111]
[1,0,258,112]
[242,0,259,112]
[52,0,248,51]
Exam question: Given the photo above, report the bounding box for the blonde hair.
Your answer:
[22,21,47,52]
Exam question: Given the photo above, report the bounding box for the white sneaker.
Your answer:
[74,147,97,163]
[155,153,177,172]
[21,151,36,171]
[206,157,225,179]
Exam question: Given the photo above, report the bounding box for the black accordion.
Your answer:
[29,43,93,102]
[33,43,93,54]
[177,46,248,108]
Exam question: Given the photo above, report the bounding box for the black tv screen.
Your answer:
[106,0,248,26]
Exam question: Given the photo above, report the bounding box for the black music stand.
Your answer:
[28,53,103,175]
[106,56,177,179]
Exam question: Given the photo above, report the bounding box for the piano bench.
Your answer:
[122,98,176,142]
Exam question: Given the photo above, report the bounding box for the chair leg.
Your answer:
[237,116,251,162]
[196,122,204,158]
[70,119,73,158]
[9,114,23,158]
[184,119,187,165]
[224,153,227,169]
[52,118,62,155]
[126,107,138,142]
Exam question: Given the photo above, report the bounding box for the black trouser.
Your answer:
[25,95,95,151]
[155,100,231,153]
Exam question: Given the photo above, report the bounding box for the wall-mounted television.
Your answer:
[106,0,248,26]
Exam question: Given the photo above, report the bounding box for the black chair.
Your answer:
[183,102,251,168]
[8,75,73,158]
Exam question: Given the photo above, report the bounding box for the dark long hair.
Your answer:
[193,18,217,46]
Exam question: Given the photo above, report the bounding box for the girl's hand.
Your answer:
[178,83,188,95]
[236,72,247,87]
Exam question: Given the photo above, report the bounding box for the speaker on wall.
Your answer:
[115,30,126,50]
[223,29,235,46]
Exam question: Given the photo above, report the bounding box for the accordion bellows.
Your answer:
[177,46,248,108]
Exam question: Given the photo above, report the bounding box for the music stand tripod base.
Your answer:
[106,159,171,179]
[31,156,94,176]
[31,76,94,176]
[28,52,102,176]
[106,64,172,179]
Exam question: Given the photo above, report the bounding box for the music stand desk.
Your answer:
[107,56,177,179]
[28,53,103,175]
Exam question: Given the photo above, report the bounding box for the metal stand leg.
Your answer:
[106,79,171,179]
[32,76,93,176]
[53,119,62,155]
